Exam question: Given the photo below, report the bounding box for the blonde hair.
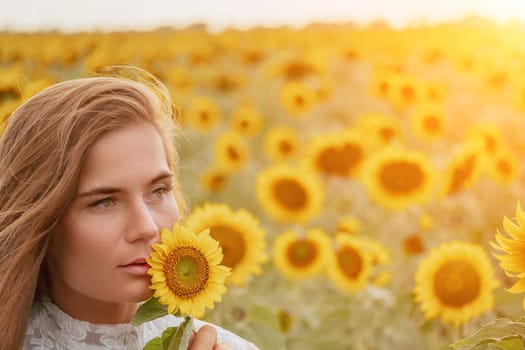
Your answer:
[0,68,184,350]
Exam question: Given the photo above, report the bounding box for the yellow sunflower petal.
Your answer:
[502,217,525,241]
[506,278,525,294]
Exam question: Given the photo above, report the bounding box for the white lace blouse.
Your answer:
[24,299,259,350]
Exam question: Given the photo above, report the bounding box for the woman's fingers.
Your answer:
[188,325,217,349]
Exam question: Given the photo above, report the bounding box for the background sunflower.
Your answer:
[414,241,498,327]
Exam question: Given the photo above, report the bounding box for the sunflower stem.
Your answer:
[166,315,194,350]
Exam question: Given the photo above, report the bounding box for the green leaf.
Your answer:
[161,327,178,348]
[451,318,525,350]
[165,316,194,350]
[489,337,524,350]
[143,336,163,350]
[132,297,168,326]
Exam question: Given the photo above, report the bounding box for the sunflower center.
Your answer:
[227,145,240,161]
[423,115,441,132]
[316,144,362,176]
[164,246,209,298]
[336,246,363,279]
[379,81,389,96]
[378,160,424,195]
[199,110,209,122]
[209,225,246,268]
[483,135,497,153]
[279,140,293,154]
[284,62,313,80]
[497,159,511,176]
[448,154,476,195]
[401,85,415,100]
[403,234,424,255]
[433,260,481,307]
[294,94,305,107]
[286,239,318,267]
[273,179,307,210]
[379,128,395,143]
[208,174,227,191]
[239,120,250,130]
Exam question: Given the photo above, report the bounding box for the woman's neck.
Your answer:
[47,288,140,324]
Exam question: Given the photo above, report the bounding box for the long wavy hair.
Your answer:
[0,68,185,350]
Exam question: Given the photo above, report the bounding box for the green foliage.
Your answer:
[132,297,169,327]
[451,318,525,350]
[142,316,194,350]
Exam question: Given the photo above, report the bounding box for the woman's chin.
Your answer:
[135,287,155,302]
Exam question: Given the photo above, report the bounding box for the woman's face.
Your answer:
[46,122,179,317]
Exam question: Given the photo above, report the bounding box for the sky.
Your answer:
[2,0,525,32]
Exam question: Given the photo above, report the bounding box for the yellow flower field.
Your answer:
[2,18,525,349]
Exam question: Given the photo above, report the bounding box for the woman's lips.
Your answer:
[119,258,150,275]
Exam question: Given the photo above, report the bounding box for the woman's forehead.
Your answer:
[77,123,170,190]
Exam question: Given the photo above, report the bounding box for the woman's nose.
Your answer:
[126,200,159,242]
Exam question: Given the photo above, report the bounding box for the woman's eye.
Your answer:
[90,197,115,208]
[152,186,173,199]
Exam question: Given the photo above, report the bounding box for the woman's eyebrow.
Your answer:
[77,171,173,198]
[150,171,173,184]
[77,186,122,198]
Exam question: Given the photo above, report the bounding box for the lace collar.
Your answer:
[25,298,168,349]
[25,298,258,350]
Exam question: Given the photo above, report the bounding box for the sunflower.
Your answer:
[361,148,436,210]
[304,130,366,178]
[481,61,508,90]
[491,202,525,309]
[279,80,317,117]
[484,148,519,185]
[200,167,229,193]
[229,105,262,137]
[414,241,498,327]
[353,236,391,286]
[369,68,397,100]
[272,228,332,279]
[403,233,425,255]
[425,81,447,102]
[465,123,503,157]
[315,77,333,102]
[239,47,265,66]
[274,56,319,80]
[441,145,481,197]
[147,224,230,317]
[210,71,245,93]
[185,96,222,132]
[184,203,268,286]
[214,131,249,173]
[388,74,424,109]
[165,66,193,93]
[411,102,446,141]
[256,164,324,223]
[263,126,301,162]
[354,112,403,149]
[327,235,373,293]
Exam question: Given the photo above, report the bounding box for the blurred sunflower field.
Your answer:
[3,18,525,349]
